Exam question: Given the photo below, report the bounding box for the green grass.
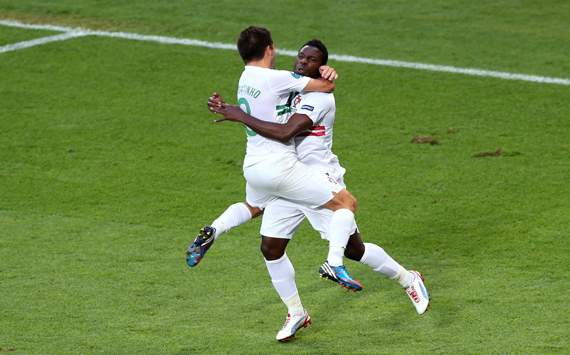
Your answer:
[1,0,569,77]
[0,26,59,46]
[0,2,569,354]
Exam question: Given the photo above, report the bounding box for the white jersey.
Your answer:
[260,91,354,240]
[237,66,311,167]
[290,92,346,182]
[239,67,341,210]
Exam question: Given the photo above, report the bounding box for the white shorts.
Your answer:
[260,173,358,240]
[244,155,343,209]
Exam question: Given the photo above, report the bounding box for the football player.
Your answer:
[188,26,364,293]
[202,39,430,341]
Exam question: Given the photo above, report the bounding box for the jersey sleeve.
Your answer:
[295,93,330,124]
[268,70,311,96]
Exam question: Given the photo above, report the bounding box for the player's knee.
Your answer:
[349,195,358,213]
[344,248,362,261]
[245,203,263,218]
[339,191,358,213]
[260,239,284,260]
[344,232,365,261]
[250,207,263,218]
[326,189,357,212]
[260,241,271,259]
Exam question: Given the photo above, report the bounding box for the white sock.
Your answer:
[265,254,304,316]
[283,292,304,317]
[327,209,356,266]
[360,242,414,288]
[211,202,252,239]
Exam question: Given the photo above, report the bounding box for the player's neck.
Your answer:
[246,57,273,69]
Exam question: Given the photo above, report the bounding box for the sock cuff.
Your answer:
[264,253,288,264]
[233,202,253,219]
[360,242,372,263]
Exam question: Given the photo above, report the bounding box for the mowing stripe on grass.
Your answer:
[0,19,569,86]
[0,31,87,54]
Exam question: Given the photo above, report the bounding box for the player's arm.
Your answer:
[244,111,313,142]
[214,106,313,143]
[303,66,338,93]
[304,78,335,93]
[271,66,337,95]
[208,95,312,143]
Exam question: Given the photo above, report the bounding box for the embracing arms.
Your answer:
[206,66,336,141]
[207,93,313,143]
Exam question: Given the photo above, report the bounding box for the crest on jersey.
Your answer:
[293,95,302,108]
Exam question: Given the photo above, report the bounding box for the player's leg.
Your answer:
[298,204,363,291]
[186,183,267,268]
[208,182,267,239]
[275,162,361,289]
[345,232,430,314]
[345,232,408,281]
[244,159,362,289]
[244,158,359,271]
[210,202,262,239]
[321,188,358,266]
[313,171,360,272]
[186,201,260,268]
[260,200,310,341]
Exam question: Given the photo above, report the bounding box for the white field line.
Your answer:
[0,31,87,54]
[0,19,569,86]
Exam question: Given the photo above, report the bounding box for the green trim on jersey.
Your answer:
[275,104,292,116]
[238,97,257,137]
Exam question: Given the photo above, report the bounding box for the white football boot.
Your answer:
[275,310,311,342]
[405,271,430,314]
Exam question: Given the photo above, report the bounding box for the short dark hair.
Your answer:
[300,39,328,65]
[237,26,273,63]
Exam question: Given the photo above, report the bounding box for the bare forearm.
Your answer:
[304,78,335,93]
[208,99,309,142]
[239,114,292,142]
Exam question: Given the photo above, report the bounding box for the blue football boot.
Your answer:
[186,226,216,268]
[319,261,363,291]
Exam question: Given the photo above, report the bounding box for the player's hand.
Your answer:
[208,92,228,121]
[319,66,338,81]
[208,92,225,109]
[208,101,246,123]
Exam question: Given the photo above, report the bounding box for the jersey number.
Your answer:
[238,97,256,137]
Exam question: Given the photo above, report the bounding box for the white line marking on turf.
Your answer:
[0,19,568,86]
[0,19,73,32]
[0,31,87,54]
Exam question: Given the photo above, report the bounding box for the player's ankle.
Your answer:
[393,267,414,288]
[284,293,304,316]
[327,246,345,267]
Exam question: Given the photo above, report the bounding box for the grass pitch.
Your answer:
[0,1,569,354]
